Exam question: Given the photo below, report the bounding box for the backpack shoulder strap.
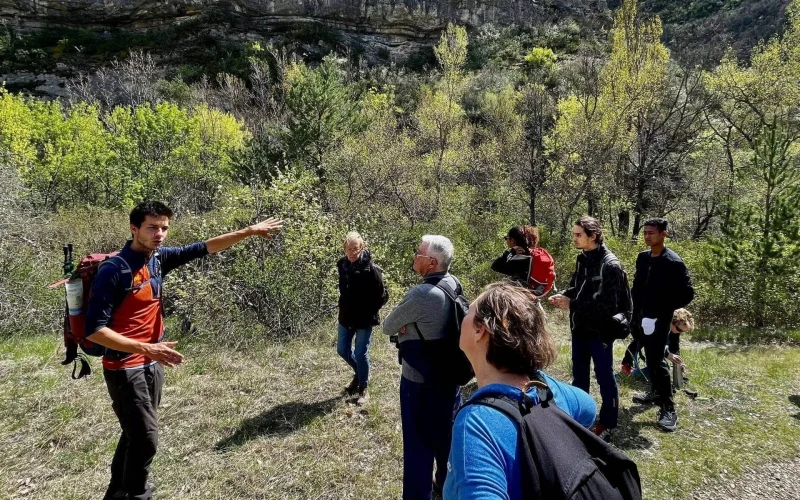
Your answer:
[99,255,134,292]
[458,394,527,424]
[432,280,458,302]
[594,251,622,300]
[458,392,545,499]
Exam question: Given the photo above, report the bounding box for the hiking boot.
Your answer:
[344,375,359,396]
[356,386,369,405]
[657,408,678,432]
[620,363,633,376]
[592,423,614,443]
[632,390,659,405]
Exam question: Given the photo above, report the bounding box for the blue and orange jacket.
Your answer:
[85,240,208,370]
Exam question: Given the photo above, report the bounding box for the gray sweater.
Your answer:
[383,271,458,382]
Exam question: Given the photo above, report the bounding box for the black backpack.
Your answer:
[412,276,474,386]
[461,384,642,500]
[600,252,633,340]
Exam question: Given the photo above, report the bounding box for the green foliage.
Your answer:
[524,47,557,70]
[704,2,800,327]
[282,56,364,182]
[0,89,248,211]
[167,172,346,338]
[4,1,800,340]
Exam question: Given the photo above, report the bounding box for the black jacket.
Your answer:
[563,246,632,341]
[337,250,388,328]
[631,247,694,323]
[491,248,532,285]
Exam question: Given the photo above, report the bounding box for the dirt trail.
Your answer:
[692,457,800,500]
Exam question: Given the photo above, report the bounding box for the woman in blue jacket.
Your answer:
[444,283,597,500]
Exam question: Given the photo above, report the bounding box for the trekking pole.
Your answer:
[62,244,75,277]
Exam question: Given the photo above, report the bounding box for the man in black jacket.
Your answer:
[549,216,631,441]
[630,218,694,432]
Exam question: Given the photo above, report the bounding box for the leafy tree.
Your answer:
[713,121,800,327]
[524,47,557,70]
[282,55,363,189]
[706,1,800,327]
[434,23,468,107]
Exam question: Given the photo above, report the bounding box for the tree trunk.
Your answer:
[528,182,538,226]
[631,177,647,238]
[618,210,630,239]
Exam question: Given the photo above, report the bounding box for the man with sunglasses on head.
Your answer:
[383,235,464,500]
[628,218,694,432]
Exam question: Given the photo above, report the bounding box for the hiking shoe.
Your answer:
[592,423,614,442]
[344,375,359,396]
[356,387,369,405]
[620,363,633,376]
[657,408,678,432]
[632,390,659,405]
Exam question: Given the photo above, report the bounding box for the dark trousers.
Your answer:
[103,363,164,500]
[622,331,680,367]
[400,376,461,500]
[572,336,618,429]
[642,320,674,411]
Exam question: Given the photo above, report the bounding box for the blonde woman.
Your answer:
[336,232,388,404]
[621,308,695,372]
[666,308,695,367]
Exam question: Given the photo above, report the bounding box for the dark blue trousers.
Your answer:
[400,376,461,500]
[571,336,619,429]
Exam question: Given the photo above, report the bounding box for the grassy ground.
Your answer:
[1,312,799,499]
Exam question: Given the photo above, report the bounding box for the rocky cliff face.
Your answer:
[0,0,605,50]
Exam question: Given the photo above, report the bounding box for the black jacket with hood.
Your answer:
[563,245,632,341]
[337,250,389,329]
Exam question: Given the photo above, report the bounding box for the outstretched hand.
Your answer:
[143,341,184,367]
[249,217,283,238]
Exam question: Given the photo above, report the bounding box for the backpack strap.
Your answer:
[457,390,547,499]
[594,251,619,300]
[413,276,462,341]
[99,255,134,293]
[457,379,554,419]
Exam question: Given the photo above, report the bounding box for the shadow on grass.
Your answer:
[614,404,656,451]
[215,397,340,450]
[789,395,800,420]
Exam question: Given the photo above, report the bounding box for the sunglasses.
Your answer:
[673,322,687,333]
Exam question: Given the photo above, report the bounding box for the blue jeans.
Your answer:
[336,324,372,388]
[572,336,619,429]
[400,376,462,500]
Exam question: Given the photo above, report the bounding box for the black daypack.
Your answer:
[413,276,474,386]
[462,385,642,500]
[600,252,633,341]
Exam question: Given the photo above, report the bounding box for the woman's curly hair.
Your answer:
[472,282,557,377]
[672,308,695,333]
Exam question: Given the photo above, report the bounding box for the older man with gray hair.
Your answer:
[384,234,464,500]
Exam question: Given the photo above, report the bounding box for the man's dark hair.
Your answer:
[130,201,174,227]
[575,216,604,245]
[643,218,668,233]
